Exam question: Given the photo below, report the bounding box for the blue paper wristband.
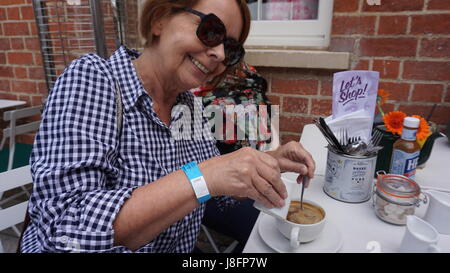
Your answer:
[181,161,211,203]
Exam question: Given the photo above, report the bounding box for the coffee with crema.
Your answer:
[287,201,325,225]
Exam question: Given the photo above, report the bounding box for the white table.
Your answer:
[0,99,26,110]
[244,124,450,253]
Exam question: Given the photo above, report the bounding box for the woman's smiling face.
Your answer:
[151,0,243,90]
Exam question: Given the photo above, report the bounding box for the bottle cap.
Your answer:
[403,116,420,128]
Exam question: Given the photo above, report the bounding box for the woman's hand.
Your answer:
[200,147,287,209]
[266,141,316,187]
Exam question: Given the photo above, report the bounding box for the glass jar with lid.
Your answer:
[373,171,427,225]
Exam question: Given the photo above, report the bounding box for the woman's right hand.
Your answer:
[199,147,288,208]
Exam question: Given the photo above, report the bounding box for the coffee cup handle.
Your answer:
[427,244,441,253]
[290,227,300,249]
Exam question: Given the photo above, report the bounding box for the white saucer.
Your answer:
[258,213,343,253]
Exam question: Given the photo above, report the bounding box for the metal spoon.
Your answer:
[300,181,305,210]
[300,176,309,210]
[344,139,367,155]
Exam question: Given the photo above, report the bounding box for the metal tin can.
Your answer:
[324,147,378,203]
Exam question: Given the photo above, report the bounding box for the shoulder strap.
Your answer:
[114,80,123,135]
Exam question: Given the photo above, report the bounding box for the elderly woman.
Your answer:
[20,0,315,253]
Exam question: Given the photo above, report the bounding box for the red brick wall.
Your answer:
[0,0,46,108]
[0,0,139,144]
[261,0,450,144]
[0,0,45,144]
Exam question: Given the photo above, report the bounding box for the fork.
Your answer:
[366,130,383,153]
[339,128,348,147]
[368,130,383,148]
[348,136,361,144]
[373,130,383,146]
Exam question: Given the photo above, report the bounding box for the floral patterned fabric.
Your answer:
[191,63,273,154]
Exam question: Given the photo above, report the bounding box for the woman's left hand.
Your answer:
[267,141,316,187]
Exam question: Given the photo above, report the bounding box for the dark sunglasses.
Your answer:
[180,7,245,66]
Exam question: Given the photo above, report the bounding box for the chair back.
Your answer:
[1,106,42,170]
[0,165,32,253]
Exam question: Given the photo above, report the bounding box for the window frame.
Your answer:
[245,0,334,49]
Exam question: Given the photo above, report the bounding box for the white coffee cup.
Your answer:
[399,215,440,253]
[423,190,450,235]
[276,199,326,249]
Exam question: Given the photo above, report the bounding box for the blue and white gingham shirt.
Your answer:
[21,46,235,253]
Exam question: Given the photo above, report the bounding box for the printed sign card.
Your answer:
[332,70,379,120]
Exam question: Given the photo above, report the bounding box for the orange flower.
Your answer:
[377,89,390,105]
[412,115,431,142]
[383,111,406,135]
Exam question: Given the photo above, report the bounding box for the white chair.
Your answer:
[0,105,42,171]
[0,106,41,238]
[0,165,31,253]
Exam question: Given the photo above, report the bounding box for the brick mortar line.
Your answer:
[1,6,34,9]
[407,83,414,102]
[424,0,431,11]
[369,79,448,85]
[4,50,66,53]
[333,11,450,16]
[0,64,44,68]
[374,14,380,35]
[358,0,363,13]
[1,49,42,53]
[351,56,450,62]
[0,91,41,95]
[0,78,45,83]
[331,34,450,38]
[391,101,450,106]
[318,80,324,96]
[368,58,374,70]
[356,56,450,61]
[407,15,412,35]
[305,98,311,115]
[416,37,421,58]
[0,93,41,97]
[5,90,43,94]
[1,20,36,23]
